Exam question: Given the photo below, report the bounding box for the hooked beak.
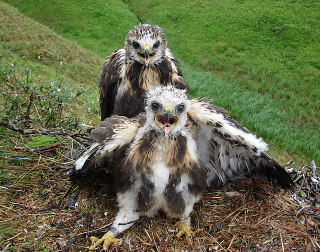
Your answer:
[155,106,180,135]
[137,44,157,66]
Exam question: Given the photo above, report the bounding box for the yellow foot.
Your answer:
[175,219,201,244]
[89,231,120,250]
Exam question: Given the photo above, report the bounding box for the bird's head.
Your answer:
[146,86,190,136]
[125,24,167,66]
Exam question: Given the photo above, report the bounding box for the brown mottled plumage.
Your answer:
[72,86,293,250]
[99,24,188,120]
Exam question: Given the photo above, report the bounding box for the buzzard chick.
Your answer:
[86,86,206,250]
[74,86,293,250]
[99,23,189,120]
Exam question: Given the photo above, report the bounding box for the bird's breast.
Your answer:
[139,67,162,90]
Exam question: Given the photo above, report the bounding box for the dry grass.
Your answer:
[0,128,319,252]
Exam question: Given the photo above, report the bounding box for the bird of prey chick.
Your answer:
[73,86,293,250]
[99,23,189,120]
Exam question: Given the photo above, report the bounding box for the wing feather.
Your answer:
[99,49,126,120]
[164,49,189,91]
[70,114,145,176]
[188,98,293,188]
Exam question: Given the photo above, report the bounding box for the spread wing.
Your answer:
[70,114,146,176]
[99,49,125,120]
[188,98,293,188]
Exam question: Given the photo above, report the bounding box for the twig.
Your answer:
[57,186,72,205]
[35,186,71,213]
[310,160,318,178]
[279,232,285,252]
[31,143,61,152]
[2,243,11,252]
[226,235,236,250]
[14,143,61,152]
[1,121,92,147]
[282,160,294,167]
[24,89,34,123]
[62,224,111,252]
[5,232,22,242]
[1,121,67,136]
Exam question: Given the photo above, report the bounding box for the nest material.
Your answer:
[0,129,319,251]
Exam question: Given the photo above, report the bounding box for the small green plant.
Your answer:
[0,61,82,130]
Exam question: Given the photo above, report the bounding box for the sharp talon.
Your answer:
[175,220,200,243]
[90,236,99,242]
[194,228,202,235]
[89,231,120,250]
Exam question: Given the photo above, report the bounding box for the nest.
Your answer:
[0,127,319,251]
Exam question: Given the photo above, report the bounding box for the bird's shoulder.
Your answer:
[99,49,126,89]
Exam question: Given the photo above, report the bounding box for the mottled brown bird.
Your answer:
[73,86,293,250]
[99,23,188,120]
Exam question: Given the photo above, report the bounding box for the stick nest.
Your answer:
[0,126,319,251]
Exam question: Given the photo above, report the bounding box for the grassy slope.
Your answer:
[182,63,319,162]
[0,2,104,85]
[2,0,319,161]
[0,1,106,126]
[1,0,139,57]
[0,4,108,248]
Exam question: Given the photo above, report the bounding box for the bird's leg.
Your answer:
[89,191,140,250]
[175,216,201,244]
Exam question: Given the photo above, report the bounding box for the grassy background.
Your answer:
[0,1,104,127]
[1,0,319,162]
[2,0,139,57]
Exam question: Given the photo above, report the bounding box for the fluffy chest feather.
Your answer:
[113,65,163,117]
[116,130,207,218]
[117,64,163,98]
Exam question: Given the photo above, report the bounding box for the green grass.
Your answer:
[1,0,319,161]
[2,0,139,58]
[27,135,57,148]
[0,1,104,85]
[0,2,103,127]
[182,62,320,161]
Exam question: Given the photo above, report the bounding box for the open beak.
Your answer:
[155,106,180,135]
[137,44,157,66]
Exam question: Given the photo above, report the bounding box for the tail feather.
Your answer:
[207,150,294,189]
[257,152,294,189]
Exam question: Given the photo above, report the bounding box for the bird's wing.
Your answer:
[188,98,293,188]
[71,114,146,175]
[99,49,126,120]
[164,49,190,91]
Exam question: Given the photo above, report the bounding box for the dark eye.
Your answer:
[151,102,159,111]
[132,41,140,49]
[177,104,185,113]
[153,40,160,49]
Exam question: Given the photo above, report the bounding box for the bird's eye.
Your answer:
[177,104,185,113]
[153,40,160,49]
[151,102,159,111]
[132,41,140,49]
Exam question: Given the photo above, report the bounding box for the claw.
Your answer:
[175,219,201,244]
[90,231,120,250]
